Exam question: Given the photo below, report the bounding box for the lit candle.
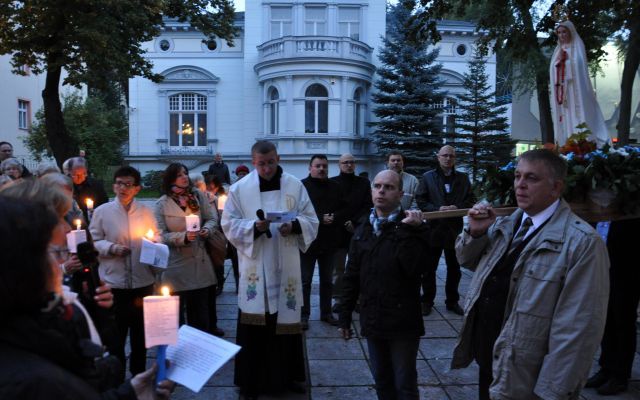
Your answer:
[142,286,178,385]
[145,229,155,241]
[185,213,200,232]
[74,219,82,231]
[85,198,94,211]
[67,219,87,253]
[156,286,171,384]
[217,194,227,211]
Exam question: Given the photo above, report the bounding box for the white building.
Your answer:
[127,2,492,178]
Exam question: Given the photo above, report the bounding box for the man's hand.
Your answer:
[467,202,496,237]
[439,205,458,211]
[255,219,271,233]
[344,220,354,233]
[198,228,210,238]
[279,222,292,237]
[338,327,353,340]
[110,244,131,256]
[62,255,83,275]
[401,210,423,227]
[322,213,334,225]
[94,282,114,309]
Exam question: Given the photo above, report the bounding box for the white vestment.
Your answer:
[221,170,318,332]
[549,20,610,148]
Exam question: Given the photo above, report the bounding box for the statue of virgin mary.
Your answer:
[550,20,611,147]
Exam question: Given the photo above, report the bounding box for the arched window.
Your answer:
[305,84,328,134]
[268,87,279,135]
[169,93,207,147]
[353,88,363,136]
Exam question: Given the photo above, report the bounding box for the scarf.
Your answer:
[369,207,402,236]
[170,184,200,213]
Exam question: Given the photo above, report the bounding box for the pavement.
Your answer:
[161,255,640,400]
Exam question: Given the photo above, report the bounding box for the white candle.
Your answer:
[85,198,94,211]
[145,229,155,241]
[185,214,200,232]
[74,218,82,231]
[217,194,227,211]
[66,230,87,253]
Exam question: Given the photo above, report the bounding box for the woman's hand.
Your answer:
[185,231,197,242]
[198,228,210,238]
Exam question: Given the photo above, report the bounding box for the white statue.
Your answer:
[549,20,610,147]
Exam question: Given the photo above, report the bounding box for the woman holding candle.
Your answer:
[204,174,231,295]
[155,163,224,337]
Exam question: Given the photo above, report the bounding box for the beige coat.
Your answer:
[452,200,609,400]
[155,189,217,292]
[90,199,158,289]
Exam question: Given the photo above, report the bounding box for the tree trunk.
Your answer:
[536,71,555,144]
[42,61,77,168]
[616,18,640,146]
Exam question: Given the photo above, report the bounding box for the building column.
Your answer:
[340,76,348,135]
[286,75,294,135]
[207,89,217,151]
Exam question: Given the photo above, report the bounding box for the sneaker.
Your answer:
[321,315,339,326]
[421,303,432,316]
[586,369,610,388]
[446,303,464,316]
[596,377,628,396]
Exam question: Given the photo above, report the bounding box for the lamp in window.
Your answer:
[182,123,193,135]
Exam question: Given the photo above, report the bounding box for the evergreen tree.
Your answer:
[371,0,446,176]
[453,48,514,182]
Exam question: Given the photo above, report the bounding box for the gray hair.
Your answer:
[35,162,61,177]
[40,172,73,191]
[1,158,23,174]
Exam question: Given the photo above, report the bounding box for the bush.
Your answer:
[142,170,164,192]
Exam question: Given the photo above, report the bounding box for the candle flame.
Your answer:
[218,194,227,210]
[74,219,82,230]
[145,229,154,240]
[161,286,170,296]
[85,198,94,209]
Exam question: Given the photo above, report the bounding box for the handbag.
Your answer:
[205,228,228,266]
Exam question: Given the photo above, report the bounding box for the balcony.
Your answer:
[255,36,375,78]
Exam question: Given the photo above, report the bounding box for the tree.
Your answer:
[453,48,514,182]
[371,0,446,176]
[24,92,128,177]
[0,0,237,168]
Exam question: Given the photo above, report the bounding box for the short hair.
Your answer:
[518,149,567,181]
[0,197,58,317]
[1,158,23,174]
[190,173,206,192]
[67,157,87,172]
[372,170,403,191]
[40,172,73,193]
[0,141,12,148]
[35,162,61,177]
[1,178,72,218]
[309,154,328,165]
[205,174,223,188]
[386,151,404,162]
[161,163,190,194]
[251,140,277,155]
[113,166,141,186]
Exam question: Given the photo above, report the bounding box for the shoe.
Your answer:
[586,369,610,388]
[301,318,309,331]
[421,303,432,316]
[446,303,464,316]
[287,381,307,394]
[321,315,339,326]
[210,327,225,337]
[596,377,628,395]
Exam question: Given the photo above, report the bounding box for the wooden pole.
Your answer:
[421,207,518,220]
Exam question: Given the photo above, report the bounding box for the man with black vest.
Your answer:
[451,149,610,400]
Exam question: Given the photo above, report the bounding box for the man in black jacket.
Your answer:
[67,157,109,223]
[330,153,372,313]
[339,170,429,400]
[416,145,473,316]
[301,154,348,329]
[207,153,231,185]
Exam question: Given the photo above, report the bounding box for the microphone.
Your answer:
[256,209,272,238]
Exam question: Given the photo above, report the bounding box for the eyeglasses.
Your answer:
[114,181,137,188]
[340,161,356,165]
[48,246,70,260]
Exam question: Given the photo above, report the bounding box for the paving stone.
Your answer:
[306,338,366,360]
[206,359,235,386]
[417,386,449,399]
[428,359,478,385]
[308,360,374,386]
[305,320,346,338]
[311,386,377,399]
[216,319,237,338]
[419,338,457,360]
[582,386,640,400]
[217,304,240,319]
[424,320,458,338]
[417,359,440,385]
[216,291,238,305]
[172,386,238,400]
[448,319,463,333]
[444,384,479,400]
[433,305,464,320]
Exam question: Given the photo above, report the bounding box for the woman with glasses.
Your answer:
[155,163,224,337]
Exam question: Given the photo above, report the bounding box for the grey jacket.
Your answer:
[155,189,217,292]
[452,200,609,400]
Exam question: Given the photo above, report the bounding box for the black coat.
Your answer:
[339,216,430,339]
[301,176,349,255]
[207,162,231,185]
[74,176,109,222]
[330,172,373,248]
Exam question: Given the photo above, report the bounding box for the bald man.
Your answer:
[416,145,473,316]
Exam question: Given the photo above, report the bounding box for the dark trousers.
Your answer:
[478,364,493,400]
[229,244,239,293]
[176,286,213,332]
[332,247,348,302]
[111,284,155,376]
[367,337,420,400]
[421,247,461,306]
[207,284,220,332]
[599,219,640,380]
[300,250,335,319]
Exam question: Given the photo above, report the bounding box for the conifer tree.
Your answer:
[453,48,514,182]
[371,0,446,175]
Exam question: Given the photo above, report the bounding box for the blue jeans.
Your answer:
[367,337,420,400]
[300,250,335,319]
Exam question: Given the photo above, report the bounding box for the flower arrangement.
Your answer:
[481,127,640,216]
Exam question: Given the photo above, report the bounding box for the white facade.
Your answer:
[127,4,494,178]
